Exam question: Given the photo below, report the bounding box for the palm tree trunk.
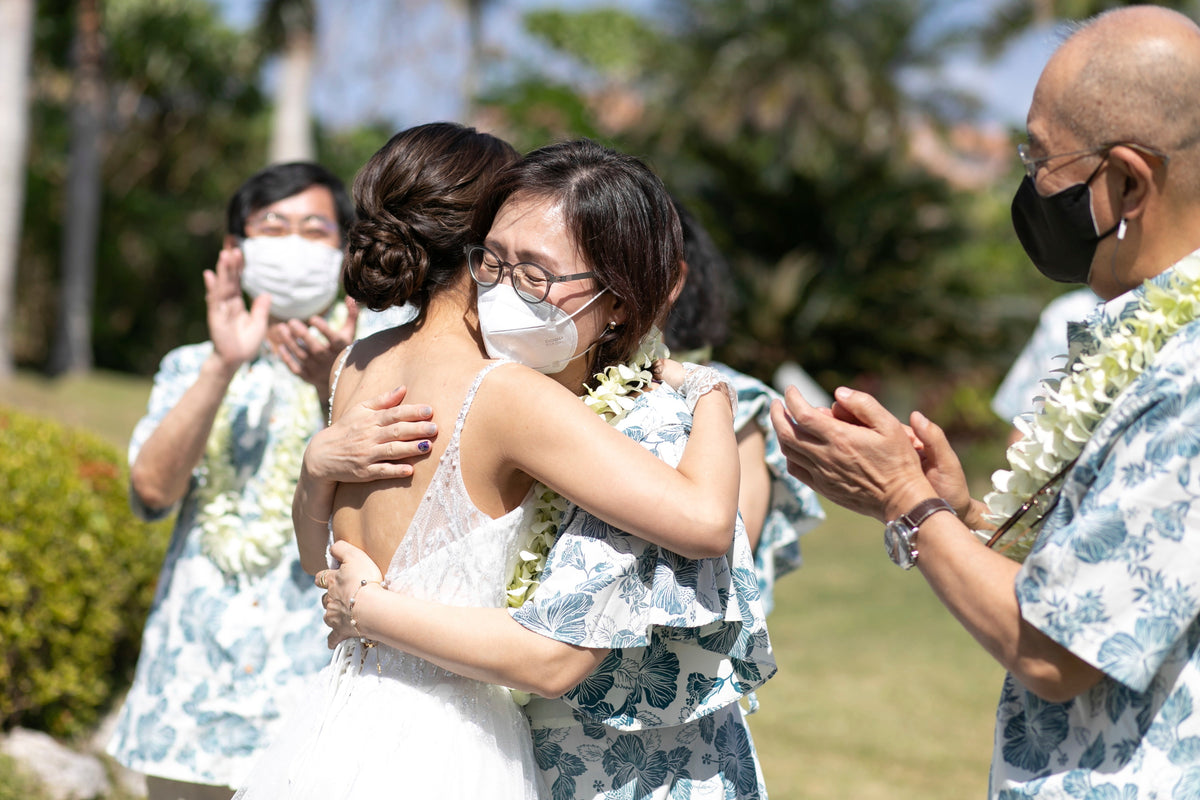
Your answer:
[0,0,35,380]
[269,29,316,163]
[462,0,484,114]
[49,0,105,375]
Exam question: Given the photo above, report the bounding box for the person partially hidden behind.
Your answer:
[991,287,1100,445]
[663,198,824,614]
[772,6,1200,797]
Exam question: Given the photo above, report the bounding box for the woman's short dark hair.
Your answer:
[226,162,354,238]
[663,198,730,352]
[343,123,519,312]
[471,139,683,374]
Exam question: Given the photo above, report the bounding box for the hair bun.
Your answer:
[340,123,520,316]
[342,212,429,311]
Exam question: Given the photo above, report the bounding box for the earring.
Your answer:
[606,321,617,331]
[1117,218,1128,240]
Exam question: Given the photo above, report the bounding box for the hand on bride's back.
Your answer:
[305,385,438,482]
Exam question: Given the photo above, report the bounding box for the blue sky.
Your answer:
[218,0,660,129]
[217,0,1058,133]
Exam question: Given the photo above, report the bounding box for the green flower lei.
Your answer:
[504,327,669,608]
[982,254,1200,561]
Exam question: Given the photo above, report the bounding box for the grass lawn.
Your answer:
[2,369,152,451]
[2,369,1008,799]
[753,502,1004,798]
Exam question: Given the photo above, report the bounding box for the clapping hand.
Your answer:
[271,298,361,395]
[824,390,974,522]
[204,246,270,368]
[769,385,937,522]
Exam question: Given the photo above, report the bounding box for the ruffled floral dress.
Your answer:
[512,385,778,800]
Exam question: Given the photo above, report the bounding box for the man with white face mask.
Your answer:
[108,163,433,800]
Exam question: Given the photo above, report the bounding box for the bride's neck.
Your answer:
[417,273,485,352]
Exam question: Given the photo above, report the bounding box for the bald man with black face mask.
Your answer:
[771,6,1200,796]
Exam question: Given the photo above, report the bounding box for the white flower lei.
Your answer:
[504,328,670,608]
[982,254,1200,560]
[195,357,323,579]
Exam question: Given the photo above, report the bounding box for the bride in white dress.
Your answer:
[235,127,740,799]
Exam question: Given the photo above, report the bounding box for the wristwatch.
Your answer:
[884,497,956,570]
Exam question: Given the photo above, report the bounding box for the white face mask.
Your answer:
[477,283,610,374]
[240,235,343,320]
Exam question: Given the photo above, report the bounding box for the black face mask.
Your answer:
[1011,163,1118,284]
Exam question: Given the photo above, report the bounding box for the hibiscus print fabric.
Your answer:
[513,385,775,799]
[992,263,1200,798]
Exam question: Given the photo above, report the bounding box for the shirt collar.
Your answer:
[1067,245,1200,359]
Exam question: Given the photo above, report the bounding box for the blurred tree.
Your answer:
[0,0,35,380]
[459,0,498,112]
[483,0,1032,397]
[19,0,270,374]
[260,0,317,162]
[17,0,392,376]
[48,0,104,375]
[977,0,1200,56]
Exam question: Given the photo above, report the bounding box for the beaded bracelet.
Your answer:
[349,578,382,636]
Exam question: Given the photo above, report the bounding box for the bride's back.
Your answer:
[328,291,526,571]
[325,122,520,572]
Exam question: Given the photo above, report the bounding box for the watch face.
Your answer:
[884,520,916,569]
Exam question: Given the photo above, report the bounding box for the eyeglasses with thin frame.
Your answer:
[246,211,339,241]
[984,457,1078,550]
[1016,141,1170,181]
[466,245,596,305]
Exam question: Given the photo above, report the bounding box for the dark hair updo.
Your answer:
[343,123,519,312]
[470,139,683,375]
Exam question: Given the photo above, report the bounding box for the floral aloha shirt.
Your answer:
[711,363,825,615]
[511,384,777,800]
[993,262,1200,798]
[107,342,331,788]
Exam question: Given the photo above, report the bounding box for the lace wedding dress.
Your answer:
[235,362,543,799]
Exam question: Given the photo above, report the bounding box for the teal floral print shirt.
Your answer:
[993,264,1200,798]
[512,384,775,799]
[107,343,331,788]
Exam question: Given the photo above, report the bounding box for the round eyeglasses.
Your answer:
[246,211,339,241]
[466,245,596,305]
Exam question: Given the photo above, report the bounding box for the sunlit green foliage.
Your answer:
[0,407,170,738]
[484,0,1044,417]
[16,0,387,375]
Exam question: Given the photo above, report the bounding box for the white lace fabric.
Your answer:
[680,361,739,416]
[235,361,543,800]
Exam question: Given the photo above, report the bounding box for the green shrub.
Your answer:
[0,407,170,738]
[0,751,49,800]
